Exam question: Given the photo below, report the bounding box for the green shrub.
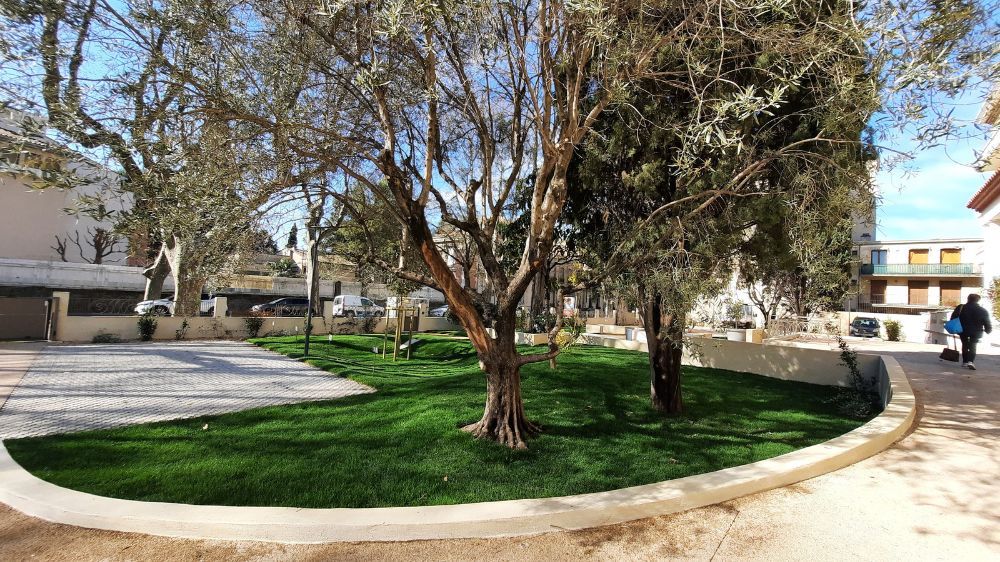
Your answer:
[244,314,265,338]
[884,319,902,342]
[174,319,190,340]
[137,313,157,341]
[989,277,1000,320]
[267,258,300,278]
[91,332,123,344]
[834,336,880,417]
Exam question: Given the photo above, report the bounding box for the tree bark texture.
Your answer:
[529,266,549,320]
[639,286,684,414]
[303,232,321,355]
[460,313,539,449]
[162,235,204,317]
[142,249,170,301]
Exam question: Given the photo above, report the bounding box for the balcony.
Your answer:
[859,263,982,276]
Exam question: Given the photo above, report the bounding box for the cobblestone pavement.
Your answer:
[0,341,373,439]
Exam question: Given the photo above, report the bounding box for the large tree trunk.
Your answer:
[529,267,549,320]
[303,231,321,355]
[304,238,321,308]
[162,235,204,317]
[461,312,539,449]
[142,248,170,300]
[639,285,684,413]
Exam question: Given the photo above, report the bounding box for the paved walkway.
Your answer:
[0,340,997,560]
[0,341,373,439]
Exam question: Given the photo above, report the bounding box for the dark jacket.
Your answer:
[951,302,993,338]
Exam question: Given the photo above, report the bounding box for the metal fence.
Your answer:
[859,263,980,275]
[67,297,140,316]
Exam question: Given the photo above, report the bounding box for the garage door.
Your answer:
[940,281,962,307]
[908,281,929,306]
[0,298,52,340]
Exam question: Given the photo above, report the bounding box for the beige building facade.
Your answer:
[855,238,984,311]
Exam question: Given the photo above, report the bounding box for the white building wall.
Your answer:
[0,155,128,264]
[978,199,1000,345]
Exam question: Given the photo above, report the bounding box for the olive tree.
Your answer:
[210,0,683,448]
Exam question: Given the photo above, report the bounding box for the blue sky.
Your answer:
[874,99,992,241]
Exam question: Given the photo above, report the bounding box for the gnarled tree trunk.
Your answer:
[639,285,684,413]
[529,267,549,321]
[142,248,171,301]
[461,311,539,449]
[162,234,205,317]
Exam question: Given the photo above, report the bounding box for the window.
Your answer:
[940,248,961,264]
[908,249,929,264]
[871,249,887,265]
[870,280,887,304]
[361,298,374,307]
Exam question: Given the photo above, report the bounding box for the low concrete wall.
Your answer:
[0,259,173,293]
[585,324,628,336]
[515,332,549,346]
[0,258,447,302]
[580,333,881,389]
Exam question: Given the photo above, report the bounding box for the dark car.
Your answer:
[849,317,881,338]
[250,297,311,316]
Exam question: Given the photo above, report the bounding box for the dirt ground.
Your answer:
[0,501,742,561]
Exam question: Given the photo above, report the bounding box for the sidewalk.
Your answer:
[0,341,997,560]
[0,342,44,411]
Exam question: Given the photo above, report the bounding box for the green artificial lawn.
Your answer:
[5,335,875,508]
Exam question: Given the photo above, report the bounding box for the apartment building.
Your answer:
[855,238,984,312]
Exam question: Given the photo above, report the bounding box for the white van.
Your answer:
[332,295,384,317]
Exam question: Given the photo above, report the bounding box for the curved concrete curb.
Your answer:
[0,355,915,543]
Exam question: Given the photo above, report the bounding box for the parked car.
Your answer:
[250,297,311,316]
[849,317,881,338]
[332,295,384,317]
[135,294,215,316]
[428,304,449,317]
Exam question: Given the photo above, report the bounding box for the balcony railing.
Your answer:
[859,263,981,276]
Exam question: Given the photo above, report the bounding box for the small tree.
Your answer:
[285,224,298,250]
[988,277,1000,321]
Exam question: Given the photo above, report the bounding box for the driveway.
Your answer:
[0,341,373,439]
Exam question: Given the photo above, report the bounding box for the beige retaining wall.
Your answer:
[50,292,461,342]
[580,333,882,390]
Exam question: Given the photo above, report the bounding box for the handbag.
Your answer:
[940,334,960,362]
[944,305,963,335]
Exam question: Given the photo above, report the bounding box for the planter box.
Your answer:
[726,329,747,342]
[515,332,550,346]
